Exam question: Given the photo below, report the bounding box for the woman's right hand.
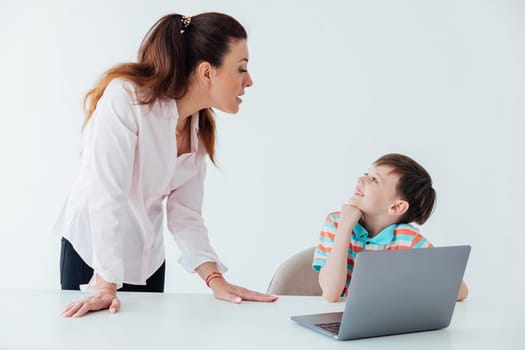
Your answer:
[61,275,120,318]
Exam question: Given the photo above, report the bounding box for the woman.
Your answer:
[55,12,277,318]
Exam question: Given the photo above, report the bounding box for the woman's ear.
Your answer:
[196,61,212,86]
[388,200,409,217]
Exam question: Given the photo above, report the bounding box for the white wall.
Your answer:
[1,0,523,299]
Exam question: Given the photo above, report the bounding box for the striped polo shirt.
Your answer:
[312,211,433,297]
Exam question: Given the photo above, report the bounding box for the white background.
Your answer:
[1,0,523,299]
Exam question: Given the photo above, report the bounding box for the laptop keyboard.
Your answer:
[316,322,341,334]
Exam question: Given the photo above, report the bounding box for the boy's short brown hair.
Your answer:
[374,153,436,225]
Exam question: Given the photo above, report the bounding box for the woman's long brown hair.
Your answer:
[83,13,247,164]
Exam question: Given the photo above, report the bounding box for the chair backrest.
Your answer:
[267,246,322,296]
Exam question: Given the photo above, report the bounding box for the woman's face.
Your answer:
[209,39,253,114]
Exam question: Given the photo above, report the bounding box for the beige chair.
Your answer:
[267,246,322,296]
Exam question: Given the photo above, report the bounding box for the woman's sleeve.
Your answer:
[166,160,227,274]
[87,80,138,287]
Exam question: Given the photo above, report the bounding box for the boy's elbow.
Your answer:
[322,291,340,303]
[320,284,342,302]
[318,271,344,302]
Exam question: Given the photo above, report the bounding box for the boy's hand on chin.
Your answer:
[340,202,363,228]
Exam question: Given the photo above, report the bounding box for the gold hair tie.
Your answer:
[180,15,191,34]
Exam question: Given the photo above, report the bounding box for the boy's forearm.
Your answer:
[319,219,358,302]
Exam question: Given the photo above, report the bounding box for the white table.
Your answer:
[1,289,523,349]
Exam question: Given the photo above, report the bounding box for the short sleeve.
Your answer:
[411,233,434,248]
[312,212,340,272]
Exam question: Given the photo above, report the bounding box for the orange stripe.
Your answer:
[385,245,410,251]
[352,245,363,253]
[316,244,331,253]
[320,230,335,240]
[410,235,422,247]
[394,228,418,236]
[325,217,339,229]
[350,243,363,251]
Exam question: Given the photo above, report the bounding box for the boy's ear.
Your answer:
[388,200,409,217]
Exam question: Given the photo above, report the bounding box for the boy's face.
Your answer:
[350,164,402,217]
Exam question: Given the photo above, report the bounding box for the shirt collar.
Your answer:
[353,223,396,245]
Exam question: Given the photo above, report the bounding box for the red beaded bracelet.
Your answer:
[205,272,224,288]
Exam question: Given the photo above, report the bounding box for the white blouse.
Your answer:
[53,78,226,287]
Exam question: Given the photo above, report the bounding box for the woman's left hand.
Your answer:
[209,278,278,303]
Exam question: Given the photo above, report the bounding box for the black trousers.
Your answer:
[60,237,165,292]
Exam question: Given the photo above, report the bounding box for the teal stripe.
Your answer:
[412,238,429,248]
[315,250,329,257]
[312,259,325,272]
[395,234,418,242]
[319,236,334,244]
[323,221,337,231]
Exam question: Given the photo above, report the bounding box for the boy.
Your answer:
[312,153,468,302]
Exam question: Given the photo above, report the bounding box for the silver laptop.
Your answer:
[291,245,470,340]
